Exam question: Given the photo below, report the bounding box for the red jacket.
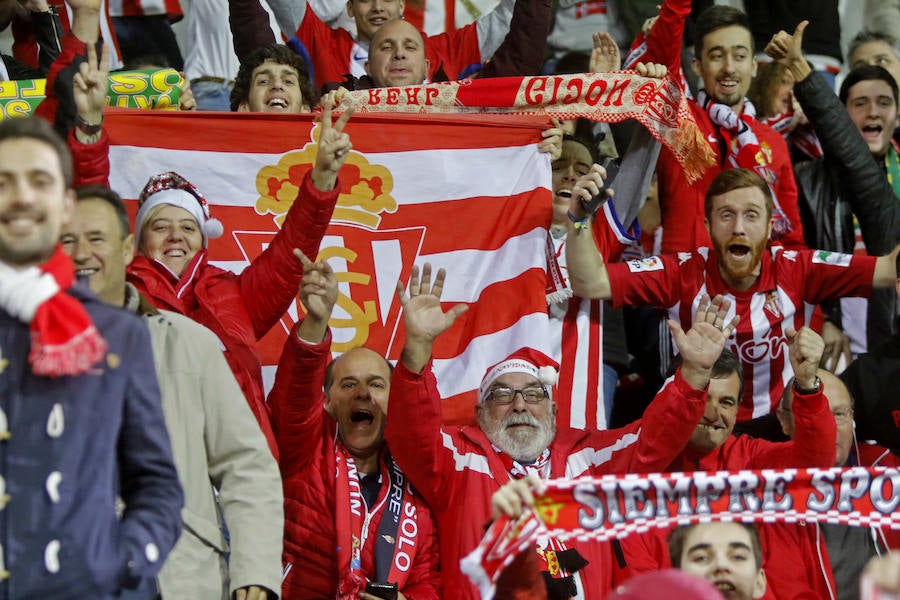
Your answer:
[619,386,838,600]
[385,364,707,599]
[268,327,440,599]
[126,171,339,459]
[640,0,806,254]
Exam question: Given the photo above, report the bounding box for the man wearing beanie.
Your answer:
[385,263,739,599]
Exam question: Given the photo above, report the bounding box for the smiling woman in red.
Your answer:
[126,104,354,459]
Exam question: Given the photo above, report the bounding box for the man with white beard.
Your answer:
[385,264,739,599]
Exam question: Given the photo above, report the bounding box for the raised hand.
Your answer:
[294,249,338,343]
[634,62,667,80]
[397,263,467,343]
[567,162,613,222]
[671,294,740,390]
[785,326,825,390]
[538,118,562,160]
[590,32,621,73]
[764,20,811,81]
[311,97,354,192]
[178,76,197,111]
[491,473,546,520]
[73,41,110,131]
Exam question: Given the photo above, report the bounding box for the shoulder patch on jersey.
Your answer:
[812,250,852,267]
[626,256,664,273]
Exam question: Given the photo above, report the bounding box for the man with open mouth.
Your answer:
[268,251,440,599]
[566,166,900,432]
[769,21,900,363]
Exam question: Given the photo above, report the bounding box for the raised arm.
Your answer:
[237,101,352,339]
[262,0,308,42]
[227,0,276,62]
[564,164,614,299]
[267,250,339,476]
[473,0,552,78]
[620,296,740,472]
[633,0,692,75]
[768,21,900,255]
[751,326,836,467]
[25,0,63,76]
[385,264,467,510]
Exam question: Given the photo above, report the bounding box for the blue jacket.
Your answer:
[0,285,183,598]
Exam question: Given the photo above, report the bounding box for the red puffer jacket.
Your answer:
[127,171,340,459]
[268,327,441,599]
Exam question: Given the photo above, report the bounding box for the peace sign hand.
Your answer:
[311,96,354,191]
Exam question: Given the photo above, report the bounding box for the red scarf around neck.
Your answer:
[0,246,107,376]
[334,440,419,598]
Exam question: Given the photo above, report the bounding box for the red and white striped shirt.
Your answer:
[607,247,876,420]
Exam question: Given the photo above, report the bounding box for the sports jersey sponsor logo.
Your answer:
[626,256,664,273]
[738,337,787,364]
[782,250,798,262]
[677,252,691,265]
[812,250,852,267]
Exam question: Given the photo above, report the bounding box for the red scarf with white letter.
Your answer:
[462,467,900,599]
[334,440,420,599]
[0,246,107,376]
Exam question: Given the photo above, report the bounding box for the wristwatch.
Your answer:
[75,114,103,136]
[793,376,822,395]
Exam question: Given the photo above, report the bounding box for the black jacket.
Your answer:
[793,71,900,350]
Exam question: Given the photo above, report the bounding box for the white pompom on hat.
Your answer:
[134,171,224,246]
[478,347,559,403]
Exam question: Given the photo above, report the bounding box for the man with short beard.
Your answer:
[385,264,740,599]
[633,2,806,253]
[566,167,900,423]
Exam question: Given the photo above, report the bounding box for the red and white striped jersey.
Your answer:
[607,247,876,421]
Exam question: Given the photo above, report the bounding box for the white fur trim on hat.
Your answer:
[538,366,558,386]
[134,189,223,246]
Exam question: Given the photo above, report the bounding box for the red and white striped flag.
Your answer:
[106,109,567,425]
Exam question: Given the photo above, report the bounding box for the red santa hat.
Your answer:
[478,348,559,403]
[135,171,224,246]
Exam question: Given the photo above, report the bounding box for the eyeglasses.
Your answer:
[486,386,548,405]
[832,408,854,424]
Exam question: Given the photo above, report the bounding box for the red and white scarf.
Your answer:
[698,90,794,241]
[0,246,107,376]
[493,448,586,597]
[334,440,420,599]
[760,111,824,160]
